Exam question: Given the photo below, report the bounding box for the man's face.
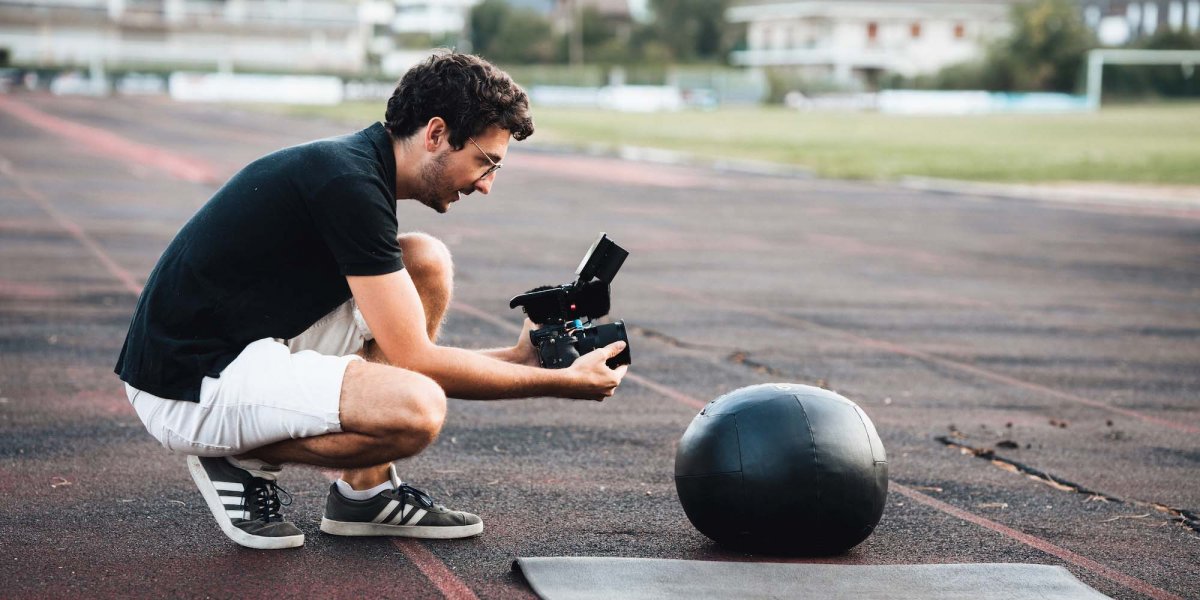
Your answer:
[415,125,509,214]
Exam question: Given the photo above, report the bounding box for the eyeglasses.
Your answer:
[468,137,502,180]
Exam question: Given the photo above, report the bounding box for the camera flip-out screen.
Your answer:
[576,233,628,285]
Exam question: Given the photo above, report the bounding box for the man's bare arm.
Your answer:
[348,270,625,400]
[473,317,539,365]
[476,346,533,365]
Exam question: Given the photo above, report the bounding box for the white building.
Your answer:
[0,0,476,75]
[1080,0,1200,45]
[727,0,1018,88]
[392,0,477,37]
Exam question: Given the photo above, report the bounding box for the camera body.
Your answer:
[528,319,628,369]
[509,233,631,369]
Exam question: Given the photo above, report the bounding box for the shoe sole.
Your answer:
[319,517,483,539]
[186,455,304,550]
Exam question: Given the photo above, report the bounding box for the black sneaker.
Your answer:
[186,455,304,549]
[320,465,483,539]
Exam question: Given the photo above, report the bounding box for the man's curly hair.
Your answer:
[384,51,534,150]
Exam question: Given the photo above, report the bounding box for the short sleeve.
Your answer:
[309,173,404,276]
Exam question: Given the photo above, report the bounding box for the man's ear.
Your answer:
[423,117,448,152]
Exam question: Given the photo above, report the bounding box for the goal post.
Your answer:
[1086,49,1200,109]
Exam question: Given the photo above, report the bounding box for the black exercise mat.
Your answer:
[512,557,1112,600]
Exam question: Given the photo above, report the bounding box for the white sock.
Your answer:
[336,478,394,500]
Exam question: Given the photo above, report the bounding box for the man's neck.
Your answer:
[390,134,419,201]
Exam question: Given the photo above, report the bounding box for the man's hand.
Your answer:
[511,318,541,367]
[564,341,629,401]
[351,270,626,401]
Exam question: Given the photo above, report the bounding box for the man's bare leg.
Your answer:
[243,233,454,485]
[396,231,452,341]
[242,360,446,470]
[341,232,453,488]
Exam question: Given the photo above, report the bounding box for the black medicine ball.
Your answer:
[674,383,888,555]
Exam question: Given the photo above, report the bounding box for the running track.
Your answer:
[1,94,1197,599]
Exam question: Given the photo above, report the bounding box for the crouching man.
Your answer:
[115,51,628,549]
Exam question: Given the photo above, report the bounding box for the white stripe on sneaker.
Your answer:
[371,500,400,524]
[219,495,244,506]
[387,504,413,526]
[225,509,248,519]
[404,508,427,526]
[213,482,243,492]
[384,504,407,524]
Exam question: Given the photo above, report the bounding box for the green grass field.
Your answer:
[273,102,1200,184]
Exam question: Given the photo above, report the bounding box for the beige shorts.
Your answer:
[125,300,372,456]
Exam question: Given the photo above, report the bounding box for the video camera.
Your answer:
[509,233,632,370]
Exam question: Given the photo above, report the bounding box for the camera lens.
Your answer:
[589,321,630,368]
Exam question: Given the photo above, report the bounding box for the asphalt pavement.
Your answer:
[0,93,1197,599]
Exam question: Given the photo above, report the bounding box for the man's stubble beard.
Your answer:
[416,151,452,213]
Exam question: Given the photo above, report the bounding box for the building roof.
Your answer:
[732,0,1021,6]
[728,0,1020,22]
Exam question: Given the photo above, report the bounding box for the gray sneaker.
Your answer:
[186,455,304,549]
[319,465,483,539]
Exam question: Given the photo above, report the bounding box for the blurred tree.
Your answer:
[933,62,989,90]
[889,0,1197,97]
[470,0,509,58]
[581,7,618,49]
[496,13,556,63]
[470,0,557,64]
[471,0,743,66]
[917,0,1094,92]
[557,6,627,64]
[983,0,1095,92]
[635,0,736,63]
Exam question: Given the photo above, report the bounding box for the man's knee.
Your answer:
[340,361,447,452]
[398,232,453,282]
[373,369,446,454]
[398,372,447,447]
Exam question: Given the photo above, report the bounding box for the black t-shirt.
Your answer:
[115,123,404,402]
